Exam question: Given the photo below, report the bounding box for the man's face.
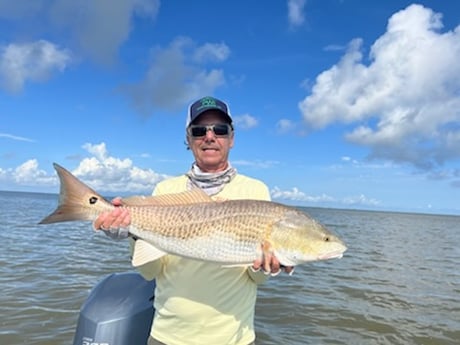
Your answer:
[187,110,234,172]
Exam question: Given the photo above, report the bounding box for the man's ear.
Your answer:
[229,132,235,148]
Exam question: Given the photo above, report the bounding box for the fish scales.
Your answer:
[128,200,285,240]
[126,200,288,263]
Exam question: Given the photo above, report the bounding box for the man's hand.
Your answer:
[252,241,294,276]
[93,197,131,232]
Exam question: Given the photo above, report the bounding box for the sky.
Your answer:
[1,0,460,216]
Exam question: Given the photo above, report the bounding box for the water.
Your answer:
[1,191,459,345]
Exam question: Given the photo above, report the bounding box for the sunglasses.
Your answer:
[188,123,233,137]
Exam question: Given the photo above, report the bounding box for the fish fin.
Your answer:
[122,188,213,207]
[39,163,112,224]
[132,239,167,267]
[273,250,297,267]
[121,195,157,206]
[211,196,227,202]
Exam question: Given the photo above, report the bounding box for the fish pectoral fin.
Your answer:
[273,250,297,267]
[131,239,166,267]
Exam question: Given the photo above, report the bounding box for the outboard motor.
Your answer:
[73,272,156,345]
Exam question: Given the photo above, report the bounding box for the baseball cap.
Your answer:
[186,96,232,128]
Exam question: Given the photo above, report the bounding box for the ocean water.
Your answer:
[0,191,459,345]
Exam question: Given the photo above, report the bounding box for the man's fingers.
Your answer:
[283,266,294,274]
[103,207,124,228]
[252,258,262,271]
[93,208,131,231]
[263,252,271,273]
[270,256,281,274]
[112,197,124,207]
[93,212,108,230]
[253,242,295,275]
[118,208,131,227]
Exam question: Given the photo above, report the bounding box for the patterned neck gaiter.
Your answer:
[186,162,237,196]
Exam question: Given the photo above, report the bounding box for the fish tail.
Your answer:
[39,163,112,224]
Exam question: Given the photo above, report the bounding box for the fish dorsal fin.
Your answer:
[132,240,167,267]
[122,188,213,207]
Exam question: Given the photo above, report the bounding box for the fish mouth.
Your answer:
[318,251,345,260]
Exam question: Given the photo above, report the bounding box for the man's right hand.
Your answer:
[93,197,131,238]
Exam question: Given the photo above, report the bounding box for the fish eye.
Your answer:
[324,236,330,242]
[89,196,98,204]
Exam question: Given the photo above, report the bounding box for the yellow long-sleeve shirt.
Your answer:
[131,174,271,345]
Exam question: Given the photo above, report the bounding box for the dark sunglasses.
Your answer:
[188,123,233,137]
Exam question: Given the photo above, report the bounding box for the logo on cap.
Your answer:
[197,97,223,112]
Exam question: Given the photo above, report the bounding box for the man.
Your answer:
[94,96,291,345]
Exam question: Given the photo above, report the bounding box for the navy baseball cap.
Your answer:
[186,96,232,128]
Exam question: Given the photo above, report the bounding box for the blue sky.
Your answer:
[1,0,459,215]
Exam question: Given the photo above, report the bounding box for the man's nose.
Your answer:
[204,127,216,139]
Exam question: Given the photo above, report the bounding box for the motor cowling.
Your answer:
[73,272,155,345]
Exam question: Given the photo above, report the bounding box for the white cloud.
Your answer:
[323,44,346,52]
[271,186,381,207]
[0,133,35,142]
[271,186,335,203]
[1,142,169,193]
[0,0,160,65]
[233,114,258,129]
[122,37,228,115]
[299,4,460,170]
[72,142,168,193]
[233,159,279,169]
[13,159,55,185]
[276,119,296,134]
[287,0,306,29]
[342,194,380,206]
[193,42,230,63]
[0,40,71,93]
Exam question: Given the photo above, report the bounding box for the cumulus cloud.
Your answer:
[233,114,258,129]
[0,0,159,65]
[287,0,306,29]
[299,4,460,170]
[11,159,56,185]
[73,142,168,193]
[193,42,230,63]
[342,194,380,206]
[0,40,71,93]
[271,186,335,203]
[122,37,229,115]
[271,186,381,207]
[0,142,169,193]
